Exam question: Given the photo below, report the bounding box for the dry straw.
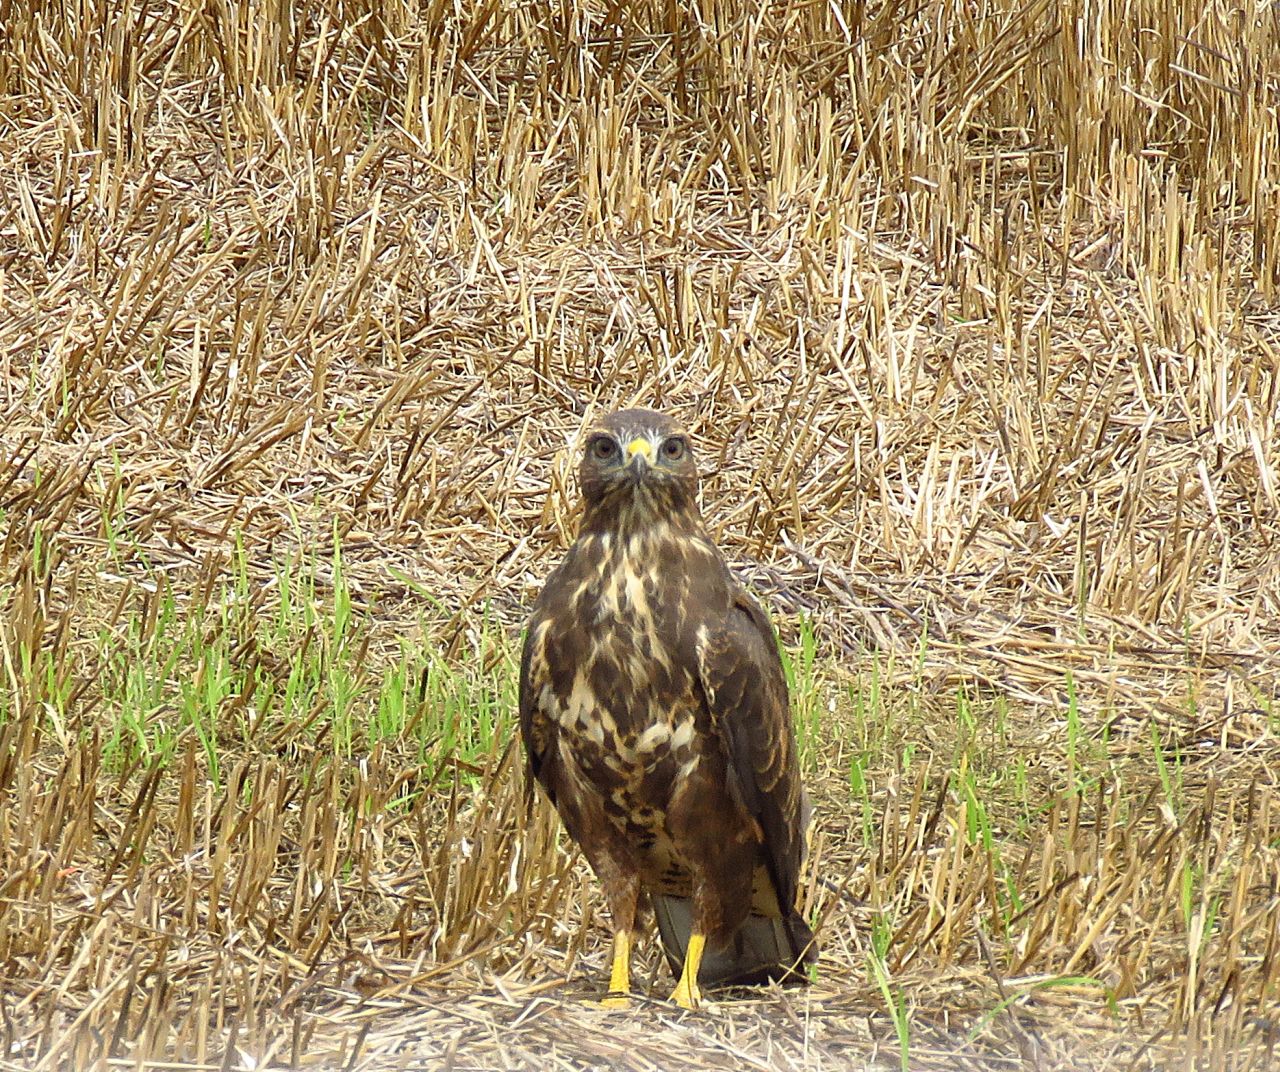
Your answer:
[0,0,1278,1068]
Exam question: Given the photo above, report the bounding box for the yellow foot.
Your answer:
[606,930,632,1002]
[583,930,634,1009]
[670,978,701,1009]
[669,931,706,1009]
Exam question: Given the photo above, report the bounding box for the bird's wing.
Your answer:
[518,614,557,806]
[695,587,808,917]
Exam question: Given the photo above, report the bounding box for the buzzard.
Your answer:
[519,408,815,1008]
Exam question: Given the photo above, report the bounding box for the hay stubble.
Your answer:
[1,0,1278,1068]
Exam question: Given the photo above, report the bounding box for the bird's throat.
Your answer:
[581,483,701,540]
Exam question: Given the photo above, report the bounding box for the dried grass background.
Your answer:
[1,0,1279,1068]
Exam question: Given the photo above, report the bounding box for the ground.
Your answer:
[0,1,1278,1069]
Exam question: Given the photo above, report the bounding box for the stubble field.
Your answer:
[1,0,1278,1068]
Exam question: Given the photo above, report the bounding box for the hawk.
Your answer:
[519,408,816,1008]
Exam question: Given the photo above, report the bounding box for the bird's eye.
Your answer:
[661,437,686,461]
[591,437,617,460]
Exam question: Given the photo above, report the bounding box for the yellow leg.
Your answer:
[600,930,632,1009]
[670,932,706,1009]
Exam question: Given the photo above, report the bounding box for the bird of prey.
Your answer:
[519,408,815,1009]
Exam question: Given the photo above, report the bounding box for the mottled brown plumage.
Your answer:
[519,408,815,1008]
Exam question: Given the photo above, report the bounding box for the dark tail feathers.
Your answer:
[652,895,817,988]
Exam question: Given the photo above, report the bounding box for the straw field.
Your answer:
[1,0,1278,1068]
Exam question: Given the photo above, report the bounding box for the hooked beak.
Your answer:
[625,438,653,480]
[626,438,653,464]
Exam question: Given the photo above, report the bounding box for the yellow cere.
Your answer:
[627,438,653,460]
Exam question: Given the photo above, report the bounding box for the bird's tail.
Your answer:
[652,894,817,988]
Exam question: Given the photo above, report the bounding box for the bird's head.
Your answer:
[578,408,700,528]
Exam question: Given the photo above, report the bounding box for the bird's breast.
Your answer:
[550,660,700,787]
[541,551,704,805]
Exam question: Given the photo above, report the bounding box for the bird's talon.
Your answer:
[600,992,631,1009]
[670,983,702,1009]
